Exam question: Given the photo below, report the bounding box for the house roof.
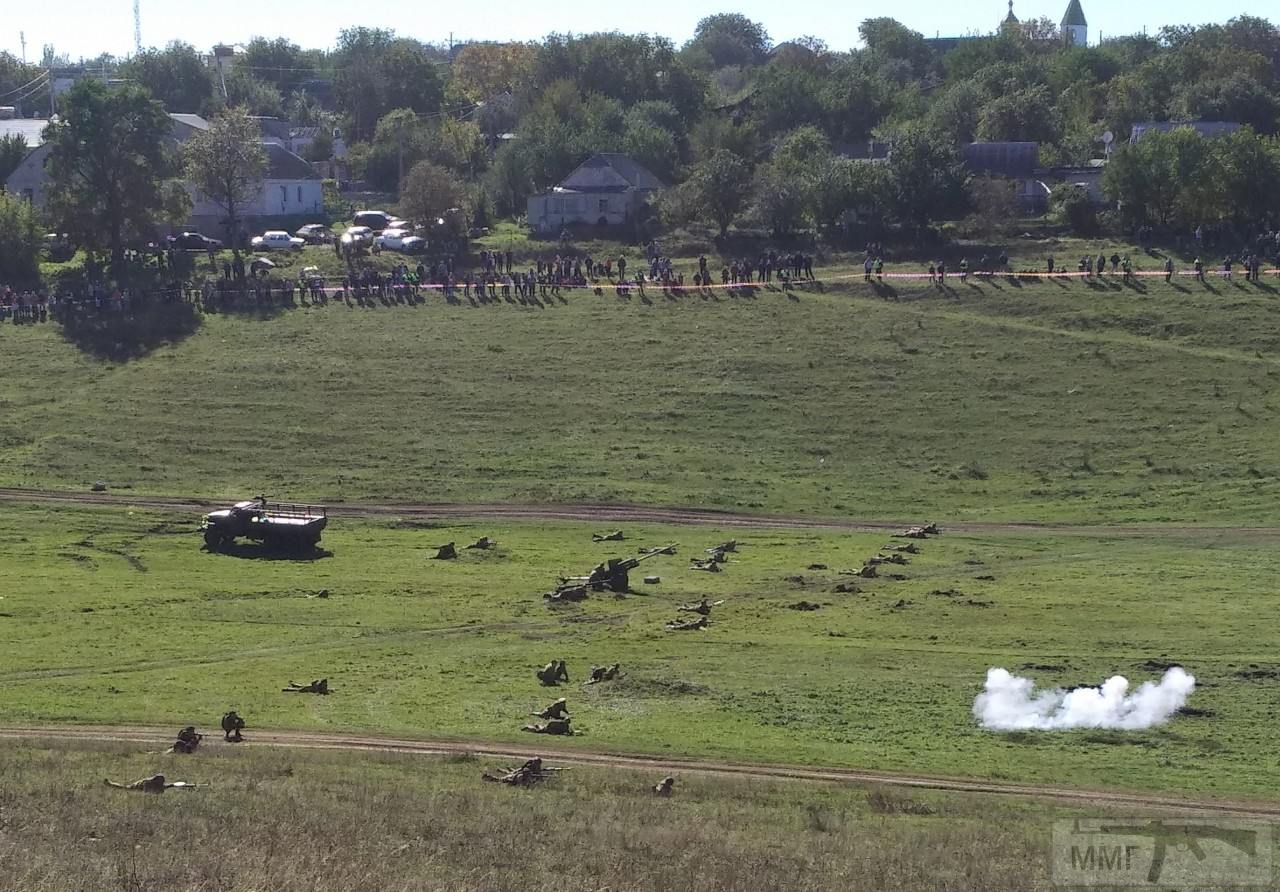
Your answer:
[169,113,210,132]
[964,142,1039,177]
[264,143,320,180]
[1129,121,1242,143]
[0,118,50,148]
[1003,0,1019,24]
[559,153,665,191]
[250,116,292,141]
[1061,0,1087,27]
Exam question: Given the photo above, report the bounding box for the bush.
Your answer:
[1050,183,1097,236]
[0,192,42,285]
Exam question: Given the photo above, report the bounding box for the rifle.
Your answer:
[1100,820,1258,883]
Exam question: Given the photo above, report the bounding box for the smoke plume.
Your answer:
[973,667,1195,731]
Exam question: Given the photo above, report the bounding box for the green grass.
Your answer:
[3,503,1280,798]
[0,739,1075,891]
[4,271,1280,522]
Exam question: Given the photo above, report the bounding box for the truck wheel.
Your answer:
[204,531,219,549]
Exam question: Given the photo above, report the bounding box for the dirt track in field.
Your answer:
[0,724,1277,818]
[4,486,1278,816]
[2,486,1277,538]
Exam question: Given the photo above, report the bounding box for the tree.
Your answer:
[684,149,752,237]
[44,80,179,266]
[399,160,468,225]
[183,107,266,258]
[221,68,286,118]
[967,176,1022,234]
[859,18,932,79]
[0,191,41,284]
[683,14,771,69]
[238,37,326,98]
[334,29,444,141]
[0,133,31,184]
[1103,127,1210,227]
[976,84,1059,143]
[449,42,536,103]
[1050,183,1097,234]
[753,164,811,235]
[118,42,214,114]
[885,127,970,229]
[813,157,889,229]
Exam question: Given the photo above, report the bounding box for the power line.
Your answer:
[4,77,53,108]
[0,72,49,100]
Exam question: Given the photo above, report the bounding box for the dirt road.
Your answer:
[2,486,1276,537]
[1,724,1275,817]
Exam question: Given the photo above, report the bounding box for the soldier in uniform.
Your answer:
[283,678,330,694]
[169,726,203,754]
[536,660,570,686]
[532,698,570,720]
[653,776,675,797]
[105,774,170,793]
[221,711,246,742]
[522,716,574,735]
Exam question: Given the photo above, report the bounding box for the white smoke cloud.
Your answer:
[973,667,1196,731]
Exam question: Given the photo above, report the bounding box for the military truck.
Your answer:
[201,498,328,551]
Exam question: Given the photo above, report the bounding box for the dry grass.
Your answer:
[0,740,1067,892]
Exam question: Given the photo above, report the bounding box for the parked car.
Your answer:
[43,232,76,262]
[168,231,223,251]
[295,224,334,245]
[374,228,426,253]
[340,225,374,250]
[352,210,393,232]
[251,230,305,252]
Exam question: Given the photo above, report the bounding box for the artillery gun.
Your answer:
[545,545,676,601]
[201,498,328,551]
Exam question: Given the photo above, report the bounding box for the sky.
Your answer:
[3,0,1278,63]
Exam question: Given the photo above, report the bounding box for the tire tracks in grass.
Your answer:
[0,723,1277,818]
[2,487,1279,538]
[0,612,631,683]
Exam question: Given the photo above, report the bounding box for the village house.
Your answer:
[4,112,322,236]
[526,153,665,234]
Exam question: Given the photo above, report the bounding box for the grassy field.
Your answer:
[2,502,1279,798]
[4,270,1280,521]
[0,738,1085,892]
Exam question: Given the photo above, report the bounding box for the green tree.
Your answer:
[683,14,770,69]
[683,149,752,237]
[752,163,811,235]
[0,132,31,184]
[182,107,267,258]
[221,68,286,118]
[1050,182,1097,234]
[859,18,932,79]
[1103,128,1210,227]
[118,42,214,114]
[334,29,444,141]
[44,80,179,266]
[238,37,325,97]
[1209,130,1280,229]
[976,84,1059,143]
[885,127,970,229]
[399,160,468,225]
[0,190,41,284]
[813,157,889,229]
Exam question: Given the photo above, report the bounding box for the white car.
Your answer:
[341,226,374,248]
[376,229,427,254]
[252,230,305,252]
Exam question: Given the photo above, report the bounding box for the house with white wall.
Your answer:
[527,153,664,233]
[5,112,322,234]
